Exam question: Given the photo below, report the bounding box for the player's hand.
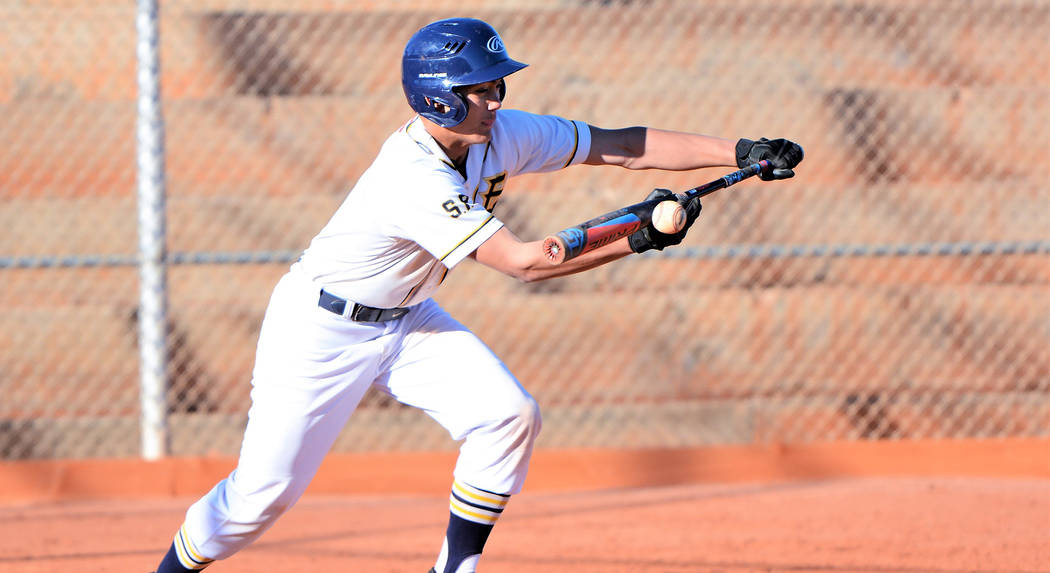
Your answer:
[628,188,702,253]
[736,137,804,181]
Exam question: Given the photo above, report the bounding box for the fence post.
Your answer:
[135,0,168,460]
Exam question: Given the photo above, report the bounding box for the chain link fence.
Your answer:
[1,0,1047,459]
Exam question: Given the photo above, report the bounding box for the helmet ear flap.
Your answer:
[497,78,507,101]
[424,96,451,114]
[415,93,465,127]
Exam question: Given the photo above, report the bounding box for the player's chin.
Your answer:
[469,130,493,144]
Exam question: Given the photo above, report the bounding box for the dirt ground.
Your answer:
[1,476,1047,573]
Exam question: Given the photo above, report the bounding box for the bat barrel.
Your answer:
[543,207,650,265]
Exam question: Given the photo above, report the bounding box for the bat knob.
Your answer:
[542,237,565,265]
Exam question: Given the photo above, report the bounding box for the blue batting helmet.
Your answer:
[402,18,528,127]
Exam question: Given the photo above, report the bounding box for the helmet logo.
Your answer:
[485,35,505,53]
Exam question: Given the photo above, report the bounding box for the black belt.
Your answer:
[318,289,410,322]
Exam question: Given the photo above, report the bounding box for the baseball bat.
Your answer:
[542,160,773,264]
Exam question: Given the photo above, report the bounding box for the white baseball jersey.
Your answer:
[298,109,592,308]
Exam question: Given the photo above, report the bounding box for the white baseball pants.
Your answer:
[180,263,541,561]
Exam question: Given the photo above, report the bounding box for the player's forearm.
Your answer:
[629,128,737,170]
[586,126,737,171]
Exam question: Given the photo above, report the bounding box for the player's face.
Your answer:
[450,79,504,143]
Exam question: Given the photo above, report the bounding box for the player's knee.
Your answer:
[225,474,302,527]
[509,393,542,443]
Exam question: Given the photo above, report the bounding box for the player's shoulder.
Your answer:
[365,124,461,191]
[375,121,452,171]
[494,108,582,139]
[494,108,562,130]
[494,108,535,124]
[492,108,585,156]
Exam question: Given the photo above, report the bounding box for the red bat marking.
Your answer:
[584,214,643,250]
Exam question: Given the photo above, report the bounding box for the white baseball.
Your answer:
[651,200,687,234]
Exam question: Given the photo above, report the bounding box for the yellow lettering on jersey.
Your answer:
[480,172,507,212]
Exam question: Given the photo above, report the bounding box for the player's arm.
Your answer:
[584,126,737,170]
[471,226,632,283]
[586,126,805,179]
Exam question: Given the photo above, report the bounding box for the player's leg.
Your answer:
[376,300,542,573]
[154,268,386,572]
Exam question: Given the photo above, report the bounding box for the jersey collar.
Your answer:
[404,116,458,172]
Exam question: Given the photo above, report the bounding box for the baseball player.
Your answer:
[150,17,802,573]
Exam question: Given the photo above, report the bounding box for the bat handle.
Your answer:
[723,160,769,185]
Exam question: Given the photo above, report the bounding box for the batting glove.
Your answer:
[736,137,805,181]
[628,188,703,254]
